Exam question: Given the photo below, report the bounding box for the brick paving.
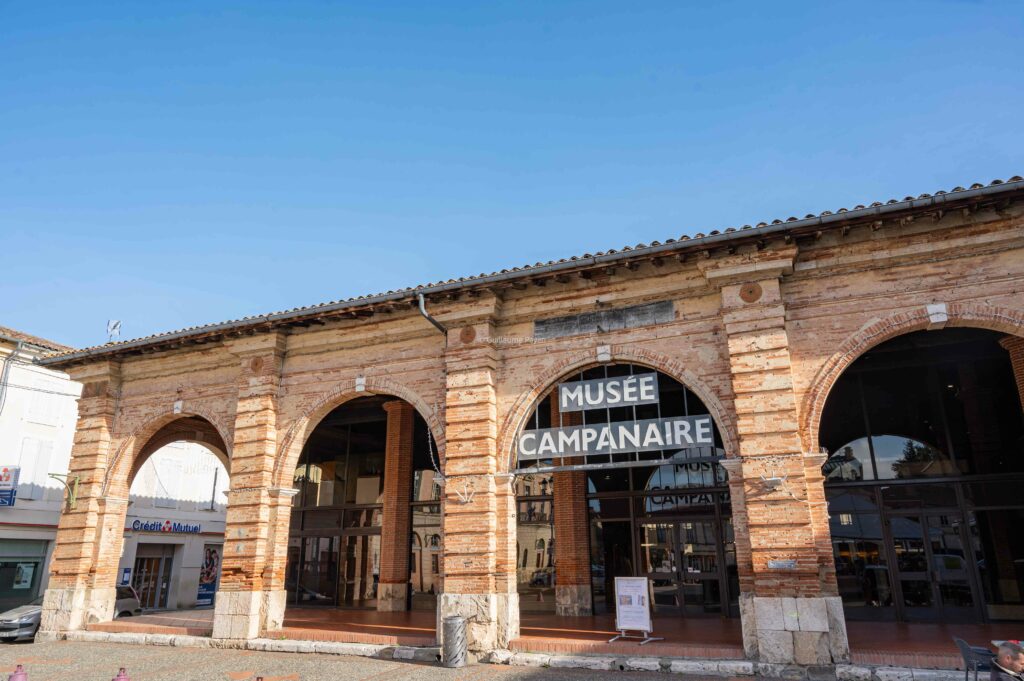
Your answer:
[0,639,684,681]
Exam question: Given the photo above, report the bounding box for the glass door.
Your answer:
[639,522,682,614]
[639,518,729,616]
[297,536,339,605]
[924,513,979,621]
[889,512,981,621]
[338,532,380,608]
[132,557,160,609]
[679,520,724,615]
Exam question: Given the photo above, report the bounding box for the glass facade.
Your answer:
[821,329,1024,622]
[285,395,439,609]
[515,363,737,619]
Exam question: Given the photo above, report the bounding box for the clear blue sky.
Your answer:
[2,1,1022,349]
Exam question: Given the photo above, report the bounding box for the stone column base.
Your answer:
[739,594,850,665]
[264,589,288,632]
[377,583,409,612]
[212,590,266,640]
[38,586,116,636]
[439,592,519,652]
[555,585,593,616]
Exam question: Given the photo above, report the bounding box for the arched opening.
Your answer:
[283,394,441,613]
[512,362,735,626]
[819,328,1024,624]
[120,415,229,614]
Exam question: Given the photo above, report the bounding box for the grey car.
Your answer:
[0,586,142,642]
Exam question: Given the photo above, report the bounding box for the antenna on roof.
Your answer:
[106,320,122,343]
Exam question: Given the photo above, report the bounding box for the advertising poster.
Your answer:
[613,577,652,633]
[13,563,35,589]
[196,544,221,606]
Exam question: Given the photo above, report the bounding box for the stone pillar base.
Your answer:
[39,586,116,635]
[555,584,593,616]
[439,592,519,652]
[739,594,850,665]
[377,583,409,612]
[264,589,288,632]
[212,590,265,640]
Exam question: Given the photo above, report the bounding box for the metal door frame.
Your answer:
[634,512,730,618]
[882,490,985,623]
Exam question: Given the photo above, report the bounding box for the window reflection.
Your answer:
[821,329,1024,624]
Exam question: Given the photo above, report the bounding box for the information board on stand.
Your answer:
[608,577,663,646]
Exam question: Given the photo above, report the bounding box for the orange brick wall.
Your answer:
[40,199,1024,639]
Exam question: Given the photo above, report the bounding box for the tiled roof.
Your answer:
[37,175,1024,365]
[0,325,74,353]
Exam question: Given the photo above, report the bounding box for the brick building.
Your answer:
[33,176,1024,667]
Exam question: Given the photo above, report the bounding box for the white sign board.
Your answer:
[613,577,653,633]
[517,415,714,460]
[559,373,660,412]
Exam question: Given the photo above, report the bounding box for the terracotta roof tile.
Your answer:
[0,325,74,353]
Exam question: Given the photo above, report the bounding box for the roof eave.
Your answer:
[37,178,1024,369]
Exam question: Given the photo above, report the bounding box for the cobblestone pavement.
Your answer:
[0,640,685,681]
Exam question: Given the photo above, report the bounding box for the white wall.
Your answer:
[0,340,81,598]
[0,336,230,610]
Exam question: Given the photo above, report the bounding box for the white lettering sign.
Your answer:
[558,373,659,412]
[517,415,714,460]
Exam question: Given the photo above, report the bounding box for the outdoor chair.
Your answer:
[954,637,995,681]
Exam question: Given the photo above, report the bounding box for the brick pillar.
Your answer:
[440,316,518,653]
[39,361,126,636]
[213,333,287,640]
[999,335,1024,413]
[701,251,849,666]
[550,399,592,616]
[378,400,415,611]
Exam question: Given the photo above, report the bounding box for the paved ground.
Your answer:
[0,640,683,681]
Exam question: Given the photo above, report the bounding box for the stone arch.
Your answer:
[800,301,1024,452]
[102,407,233,498]
[273,375,444,489]
[497,344,738,474]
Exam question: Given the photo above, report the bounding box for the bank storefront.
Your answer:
[120,515,223,611]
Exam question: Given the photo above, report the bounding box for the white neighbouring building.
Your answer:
[0,326,229,614]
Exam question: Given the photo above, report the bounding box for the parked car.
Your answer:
[0,596,44,642]
[0,586,140,643]
[529,567,554,587]
[114,585,143,619]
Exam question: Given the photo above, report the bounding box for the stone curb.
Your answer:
[487,652,964,680]
[53,633,965,681]
[58,631,442,662]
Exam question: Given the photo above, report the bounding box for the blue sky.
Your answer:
[2,1,1022,349]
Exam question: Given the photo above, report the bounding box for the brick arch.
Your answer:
[800,302,1024,452]
[102,407,233,498]
[497,345,738,474]
[273,376,444,489]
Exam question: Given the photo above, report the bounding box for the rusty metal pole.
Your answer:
[7,664,28,681]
